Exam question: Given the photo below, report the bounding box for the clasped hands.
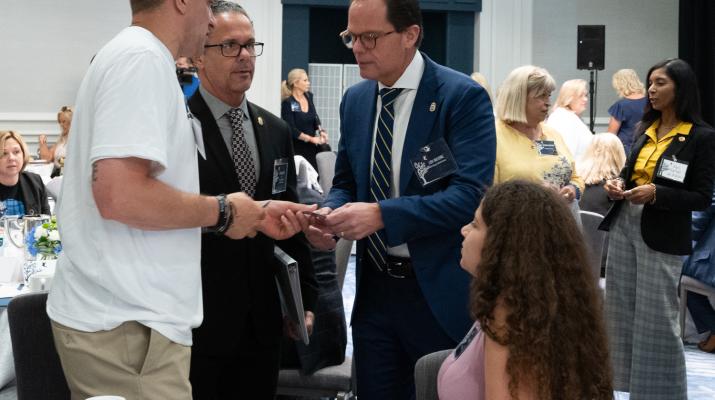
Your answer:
[295,202,384,251]
[603,178,655,204]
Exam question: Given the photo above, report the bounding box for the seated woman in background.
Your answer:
[577,132,627,216]
[281,68,331,171]
[683,185,715,353]
[607,69,647,155]
[493,66,584,214]
[39,105,72,176]
[438,180,612,400]
[546,79,593,159]
[0,130,51,216]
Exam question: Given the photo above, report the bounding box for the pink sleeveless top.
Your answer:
[437,323,485,400]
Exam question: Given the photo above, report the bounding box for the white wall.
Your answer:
[477,0,678,132]
[0,0,284,151]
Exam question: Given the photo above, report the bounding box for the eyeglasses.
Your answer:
[339,30,395,50]
[204,41,264,57]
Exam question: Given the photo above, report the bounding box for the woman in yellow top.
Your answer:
[494,65,584,204]
[601,59,715,400]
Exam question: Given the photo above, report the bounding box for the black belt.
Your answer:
[370,255,415,279]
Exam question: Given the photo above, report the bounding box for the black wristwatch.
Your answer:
[206,194,233,235]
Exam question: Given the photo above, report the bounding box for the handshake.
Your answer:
[223,194,383,250]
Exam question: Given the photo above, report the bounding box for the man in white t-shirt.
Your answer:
[45,1,310,399]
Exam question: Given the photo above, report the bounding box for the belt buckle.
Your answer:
[385,259,409,279]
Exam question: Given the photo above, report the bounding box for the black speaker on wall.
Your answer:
[577,25,605,70]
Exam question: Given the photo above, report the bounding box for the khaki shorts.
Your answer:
[51,320,192,400]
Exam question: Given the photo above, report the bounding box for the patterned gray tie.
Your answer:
[227,108,257,197]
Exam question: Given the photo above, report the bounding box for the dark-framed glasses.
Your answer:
[339,30,395,50]
[204,41,264,57]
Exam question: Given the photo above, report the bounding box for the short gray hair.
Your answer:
[211,0,251,22]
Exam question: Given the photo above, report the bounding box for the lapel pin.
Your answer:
[429,102,436,112]
[678,136,685,142]
[257,116,264,126]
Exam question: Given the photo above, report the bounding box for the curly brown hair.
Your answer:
[470,180,612,399]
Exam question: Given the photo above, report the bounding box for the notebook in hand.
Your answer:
[274,245,309,345]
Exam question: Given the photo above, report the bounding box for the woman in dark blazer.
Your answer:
[280,68,331,171]
[600,59,715,400]
[0,130,51,216]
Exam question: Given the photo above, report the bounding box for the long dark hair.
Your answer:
[637,58,707,136]
[470,180,613,399]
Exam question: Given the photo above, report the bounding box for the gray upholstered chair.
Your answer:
[315,151,337,194]
[275,235,355,399]
[579,210,607,287]
[679,276,715,337]
[414,349,452,400]
[7,292,70,400]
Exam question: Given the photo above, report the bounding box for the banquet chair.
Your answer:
[7,292,70,400]
[414,349,452,400]
[579,210,607,287]
[679,276,715,337]
[275,236,355,399]
[315,151,336,194]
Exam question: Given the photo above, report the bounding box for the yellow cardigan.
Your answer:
[494,120,585,192]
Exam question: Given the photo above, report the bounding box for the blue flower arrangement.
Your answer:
[25,216,62,259]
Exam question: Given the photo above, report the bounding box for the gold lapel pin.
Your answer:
[429,102,436,112]
[257,116,264,126]
[678,136,685,142]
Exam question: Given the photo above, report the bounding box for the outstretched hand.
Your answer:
[258,200,316,240]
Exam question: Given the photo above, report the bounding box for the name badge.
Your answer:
[410,138,458,187]
[189,113,206,159]
[290,99,301,112]
[535,140,558,156]
[272,158,289,194]
[656,157,688,183]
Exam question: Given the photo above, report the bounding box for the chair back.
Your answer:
[315,151,336,194]
[579,210,606,284]
[335,239,353,290]
[414,349,452,400]
[7,292,70,400]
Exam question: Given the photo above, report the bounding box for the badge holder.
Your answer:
[409,138,458,187]
[272,158,289,194]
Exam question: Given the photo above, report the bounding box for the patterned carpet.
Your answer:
[342,256,715,398]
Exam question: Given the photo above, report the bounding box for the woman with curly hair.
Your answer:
[438,180,612,400]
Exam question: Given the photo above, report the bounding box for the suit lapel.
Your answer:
[189,92,239,190]
[400,54,440,194]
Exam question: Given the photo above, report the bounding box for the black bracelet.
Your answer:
[205,194,229,235]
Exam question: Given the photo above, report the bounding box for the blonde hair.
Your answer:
[470,71,493,103]
[612,69,645,98]
[577,133,626,185]
[553,79,587,110]
[281,68,307,100]
[57,105,73,124]
[496,65,556,123]
[0,130,31,172]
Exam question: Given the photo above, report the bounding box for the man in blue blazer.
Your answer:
[301,0,495,397]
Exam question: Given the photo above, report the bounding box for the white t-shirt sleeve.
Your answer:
[90,50,176,171]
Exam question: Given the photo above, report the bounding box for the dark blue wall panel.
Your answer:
[282,5,311,78]
[282,0,481,12]
[445,11,474,74]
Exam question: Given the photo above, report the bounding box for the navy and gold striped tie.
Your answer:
[367,88,403,271]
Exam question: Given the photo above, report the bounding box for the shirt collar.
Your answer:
[645,120,693,142]
[378,51,424,91]
[199,85,249,122]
